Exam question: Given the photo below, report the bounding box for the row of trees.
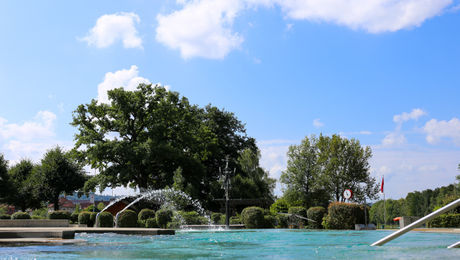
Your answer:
[280,134,380,209]
[71,84,275,210]
[0,147,87,211]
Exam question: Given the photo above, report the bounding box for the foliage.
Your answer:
[34,146,87,210]
[89,212,97,227]
[178,211,208,225]
[32,208,48,219]
[156,208,173,228]
[70,212,79,224]
[48,210,71,219]
[323,202,366,229]
[307,206,327,229]
[117,210,138,227]
[211,212,224,224]
[230,216,242,224]
[138,208,156,221]
[241,206,265,228]
[71,84,265,210]
[11,212,31,219]
[270,198,289,215]
[288,206,307,228]
[98,212,114,227]
[0,154,10,202]
[167,221,181,229]
[0,214,11,219]
[428,213,460,228]
[83,204,100,213]
[369,199,405,225]
[97,202,106,211]
[78,212,91,226]
[263,215,276,228]
[145,218,158,228]
[281,135,379,208]
[6,159,42,211]
[276,214,289,228]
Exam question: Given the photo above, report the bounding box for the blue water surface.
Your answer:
[1,229,459,259]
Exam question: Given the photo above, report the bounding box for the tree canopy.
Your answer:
[0,154,10,203]
[7,159,42,211]
[280,134,379,209]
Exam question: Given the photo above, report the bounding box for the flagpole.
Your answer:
[383,175,386,229]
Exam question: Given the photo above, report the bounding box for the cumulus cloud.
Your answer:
[382,108,426,147]
[382,132,407,147]
[156,0,453,59]
[313,118,324,128]
[393,108,427,125]
[423,117,460,146]
[82,12,142,49]
[97,65,151,104]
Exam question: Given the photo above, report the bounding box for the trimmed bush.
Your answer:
[48,210,71,220]
[0,214,11,219]
[230,216,242,225]
[70,212,79,224]
[117,209,138,227]
[145,218,158,228]
[78,212,91,225]
[276,214,289,228]
[98,212,114,227]
[11,212,31,219]
[89,212,98,227]
[288,206,307,228]
[429,213,460,228]
[270,198,289,214]
[241,206,265,228]
[31,215,44,219]
[264,215,276,228]
[138,208,155,221]
[179,211,208,225]
[211,213,224,224]
[322,202,365,230]
[167,221,181,229]
[83,205,100,212]
[307,206,327,229]
[156,208,173,228]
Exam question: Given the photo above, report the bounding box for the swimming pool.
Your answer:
[1,229,459,259]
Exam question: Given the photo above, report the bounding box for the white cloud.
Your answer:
[423,117,460,146]
[156,0,453,59]
[382,132,407,147]
[393,108,426,125]
[97,65,151,104]
[82,12,142,49]
[0,111,56,141]
[313,118,324,128]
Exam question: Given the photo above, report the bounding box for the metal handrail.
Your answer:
[371,198,460,247]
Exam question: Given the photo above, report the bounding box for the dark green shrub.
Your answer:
[117,210,138,227]
[98,212,114,227]
[89,212,98,227]
[78,212,91,225]
[323,202,365,229]
[270,198,289,214]
[307,206,327,229]
[179,211,208,225]
[429,213,460,228]
[211,213,224,224]
[31,215,44,219]
[264,215,276,228]
[0,214,11,219]
[167,221,181,229]
[48,210,71,219]
[83,204,100,212]
[138,208,155,221]
[70,212,79,223]
[230,216,241,224]
[241,206,265,228]
[145,218,158,228]
[288,206,307,228]
[276,214,289,228]
[156,208,173,228]
[11,212,31,219]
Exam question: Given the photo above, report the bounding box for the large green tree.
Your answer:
[35,146,87,210]
[7,159,42,211]
[71,84,258,209]
[0,154,10,202]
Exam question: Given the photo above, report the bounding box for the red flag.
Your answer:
[380,176,384,193]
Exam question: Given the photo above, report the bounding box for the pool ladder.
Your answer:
[371,198,460,248]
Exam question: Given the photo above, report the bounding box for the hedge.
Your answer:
[0,214,11,219]
[138,209,155,221]
[117,210,138,227]
[230,216,242,225]
[179,211,208,225]
[167,221,181,229]
[145,218,158,228]
[288,206,307,228]
[322,202,366,229]
[428,213,460,228]
[307,206,327,229]
[70,212,79,223]
[78,212,91,226]
[270,198,289,215]
[89,212,98,227]
[211,213,224,224]
[264,215,276,228]
[156,208,173,228]
[241,206,265,228]
[98,212,114,227]
[276,214,289,228]
[11,212,31,219]
[48,210,71,220]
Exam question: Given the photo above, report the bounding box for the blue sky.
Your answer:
[1,0,459,198]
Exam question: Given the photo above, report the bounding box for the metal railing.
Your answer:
[371,198,460,247]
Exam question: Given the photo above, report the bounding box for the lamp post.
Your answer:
[220,156,235,229]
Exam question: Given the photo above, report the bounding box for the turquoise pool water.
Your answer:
[1,229,459,259]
